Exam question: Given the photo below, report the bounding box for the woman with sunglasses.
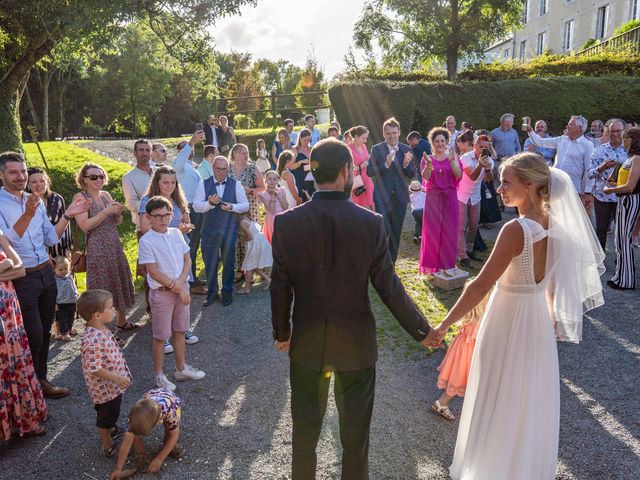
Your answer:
[73,164,137,336]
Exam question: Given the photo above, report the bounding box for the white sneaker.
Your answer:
[174,364,206,381]
[156,373,176,392]
[184,330,199,345]
[164,340,174,354]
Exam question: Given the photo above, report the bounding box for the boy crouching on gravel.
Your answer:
[78,289,132,458]
[110,388,184,479]
[137,196,205,392]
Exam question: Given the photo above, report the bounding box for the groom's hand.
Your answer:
[421,329,442,348]
[275,340,290,352]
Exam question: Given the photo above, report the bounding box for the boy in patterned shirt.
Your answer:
[78,289,132,457]
[110,388,184,478]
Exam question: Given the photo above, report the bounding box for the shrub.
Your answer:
[329,75,640,145]
[613,19,640,36]
[234,114,254,130]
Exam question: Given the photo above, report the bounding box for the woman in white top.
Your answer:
[276,150,300,209]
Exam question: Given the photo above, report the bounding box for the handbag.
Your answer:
[352,165,366,196]
[71,223,86,274]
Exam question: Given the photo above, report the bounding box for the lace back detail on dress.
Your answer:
[497,218,548,294]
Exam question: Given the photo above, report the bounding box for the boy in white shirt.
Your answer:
[138,196,205,391]
[457,134,494,268]
[409,180,426,244]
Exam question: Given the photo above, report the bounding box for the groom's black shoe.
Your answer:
[607,279,633,290]
[467,250,481,261]
[221,291,233,306]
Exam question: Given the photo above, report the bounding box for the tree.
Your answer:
[353,0,523,80]
[0,0,254,151]
[293,49,328,112]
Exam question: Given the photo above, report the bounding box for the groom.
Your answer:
[271,138,438,479]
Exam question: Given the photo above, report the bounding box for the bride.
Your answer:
[433,153,605,479]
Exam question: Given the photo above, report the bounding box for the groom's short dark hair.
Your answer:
[310,138,353,184]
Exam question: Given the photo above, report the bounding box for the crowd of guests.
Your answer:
[0,107,638,476]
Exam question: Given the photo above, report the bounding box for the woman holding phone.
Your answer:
[290,128,312,202]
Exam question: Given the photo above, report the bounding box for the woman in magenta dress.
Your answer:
[0,230,48,440]
[420,127,463,274]
[348,126,375,210]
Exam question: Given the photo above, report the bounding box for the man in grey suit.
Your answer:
[271,138,438,480]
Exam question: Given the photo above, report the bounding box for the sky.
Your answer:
[210,0,366,79]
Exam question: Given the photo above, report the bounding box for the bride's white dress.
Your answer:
[450,217,560,480]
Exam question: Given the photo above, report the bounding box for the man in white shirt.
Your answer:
[122,139,155,232]
[283,118,298,146]
[457,134,494,268]
[526,115,595,212]
[193,156,249,307]
[445,115,461,149]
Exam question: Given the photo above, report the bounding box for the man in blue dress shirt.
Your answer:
[0,152,90,398]
[407,131,432,182]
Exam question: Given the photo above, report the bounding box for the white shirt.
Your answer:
[409,191,425,211]
[138,228,190,289]
[528,131,594,194]
[192,176,250,213]
[207,125,219,147]
[122,166,154,230]
[458,151,494,205]
[172,144,204,204]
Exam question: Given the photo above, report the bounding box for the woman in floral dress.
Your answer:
[0,230,48,441]
[73,163,136,332]
[229,144,265,279]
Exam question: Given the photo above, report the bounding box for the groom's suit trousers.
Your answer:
[290,362,375,480]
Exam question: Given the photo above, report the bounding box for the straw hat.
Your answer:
[409,180,422,192]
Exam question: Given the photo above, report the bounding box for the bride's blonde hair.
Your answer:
[500,152,551,211]
[461,282,494,326]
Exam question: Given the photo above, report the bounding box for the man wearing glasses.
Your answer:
[193,156,249,307]
[151,143,168,167]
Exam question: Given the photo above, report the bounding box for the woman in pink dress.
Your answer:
[420,127,463,274]
[0,231,48,440]
[348,126,375,210]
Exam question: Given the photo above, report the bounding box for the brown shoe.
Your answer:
[40,380,70,399]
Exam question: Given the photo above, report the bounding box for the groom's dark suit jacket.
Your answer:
[270,190,431,372]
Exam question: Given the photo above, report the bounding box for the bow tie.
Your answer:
[214,181,226,186]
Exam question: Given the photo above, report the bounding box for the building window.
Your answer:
[519,40,527,60]
[563,19,575,51]
[522,0,529,24]
[632,0,640,20]
[540,0,549,15]
[596,5,609,39]
[536,32,547,55]
[503,48,511,59]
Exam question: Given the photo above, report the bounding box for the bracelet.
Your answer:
[63,213,72,221]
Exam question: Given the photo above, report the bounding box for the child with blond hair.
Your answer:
[78,289,132,457]
[432,284,494,420]
[53,255,79,340]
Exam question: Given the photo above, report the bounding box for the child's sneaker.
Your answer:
[156,373,177,392]
[164,340,174,354]
[174,364,205,381]
[184,330,199,345]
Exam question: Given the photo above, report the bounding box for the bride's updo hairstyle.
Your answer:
[500,152,551,210]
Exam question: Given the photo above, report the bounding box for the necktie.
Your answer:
[215,181,226,186]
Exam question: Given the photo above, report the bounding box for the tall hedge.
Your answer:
[329,75,640,144]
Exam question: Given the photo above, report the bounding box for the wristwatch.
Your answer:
[63,213,72,221]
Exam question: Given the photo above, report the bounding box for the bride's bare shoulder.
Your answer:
[495,219,525,255]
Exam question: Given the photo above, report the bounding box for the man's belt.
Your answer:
[25,261,51,274]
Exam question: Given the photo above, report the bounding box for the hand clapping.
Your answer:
[403,151,413,168]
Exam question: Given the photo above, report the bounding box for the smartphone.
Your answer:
[481,148,490,158]
[195,122,204,132]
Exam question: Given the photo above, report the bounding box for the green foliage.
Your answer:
[613,19,640,36]
[352,0,523,79]
[578,38,599,51]
[340,51,640,82]
[329,75,640,145]
[234,113,255,130]
[294,50,328,110]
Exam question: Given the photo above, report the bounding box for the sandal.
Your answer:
[117,321,141,331]
[111,424,125,440]
[115,336,126,347]
[237,287,250,295]
[262,280,271,292]
[104,444,119,458]
[431,400,455,421]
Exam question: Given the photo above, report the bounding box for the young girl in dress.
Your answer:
[259,170,288,243]
[237,213,272,294]
[432,283,493,421]
[255,139,271,173]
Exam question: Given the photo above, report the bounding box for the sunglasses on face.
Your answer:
[84,174,105,181]
[149,213,173,220]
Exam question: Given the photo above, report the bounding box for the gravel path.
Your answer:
[0,177,638,478]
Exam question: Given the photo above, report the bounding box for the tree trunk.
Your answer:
[446,48,459,80]
[0,80,27,152]
[447,0,460,80]
[41,69,50,140]
[24,84,42,133]
[55,70,66,139]
[130,85,138,137]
